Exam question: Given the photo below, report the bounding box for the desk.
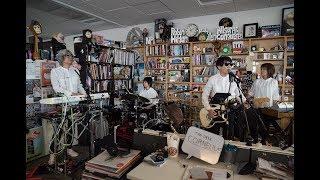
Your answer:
[260,108,294,130]
[127,154,258,180]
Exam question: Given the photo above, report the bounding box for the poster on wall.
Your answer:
[41,61,57,87]
[282,7,294,35]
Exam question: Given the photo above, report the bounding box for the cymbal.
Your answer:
[121,93,150,103]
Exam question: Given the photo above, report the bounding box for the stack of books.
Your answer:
[82,149,141,179]
[255,158,294,180]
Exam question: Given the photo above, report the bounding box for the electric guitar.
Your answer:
[199,104,228,129]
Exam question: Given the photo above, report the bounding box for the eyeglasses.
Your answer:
[224,62,234,66]
[65,54,74,59]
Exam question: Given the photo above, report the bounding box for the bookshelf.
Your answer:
[142,36,294,105]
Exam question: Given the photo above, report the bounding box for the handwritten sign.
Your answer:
[181,126,224,164]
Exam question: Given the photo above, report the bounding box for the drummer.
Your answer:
[139,77,159,109]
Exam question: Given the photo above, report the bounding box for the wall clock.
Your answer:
[219,17,233,27]
[185,24,199,37]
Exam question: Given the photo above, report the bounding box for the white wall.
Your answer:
[65,4,293,54]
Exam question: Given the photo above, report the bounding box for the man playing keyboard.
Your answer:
[49,49,86,164]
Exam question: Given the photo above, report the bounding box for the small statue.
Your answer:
[82,29,100,59]
[142,28,148,45]
[27,20,42,60]
[51,32,66,61]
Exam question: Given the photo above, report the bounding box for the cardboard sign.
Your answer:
[181,126,224,164]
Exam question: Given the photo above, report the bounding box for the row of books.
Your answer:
[168,64,190,70]
[98,48,113,63]
[193,67,215,76]
[193,76,210,83]
[82,149,141,179]
[169,57,191,63]
[146,57,166,69]
[168,70,190,82]
[89,63,112,80]
[146,70,166,81]
[90,80,110,93]
[145,45,166,56]
[114,49,135,65]
[168,44,189,56]
[193,54,215,65]
[114,80,132,91]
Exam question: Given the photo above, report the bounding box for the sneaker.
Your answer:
[48,154,56,165]
[67,148,79,157]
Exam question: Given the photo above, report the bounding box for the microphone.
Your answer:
[228,71,242,83]
[74,69,91,101]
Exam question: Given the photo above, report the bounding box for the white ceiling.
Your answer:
[26,0,293,40]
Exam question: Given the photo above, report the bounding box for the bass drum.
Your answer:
[163,101,188,134]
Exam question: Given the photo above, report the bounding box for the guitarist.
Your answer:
[202,56,246,138]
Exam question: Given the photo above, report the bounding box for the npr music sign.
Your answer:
[182,126,224,164]
[213,26,243,40]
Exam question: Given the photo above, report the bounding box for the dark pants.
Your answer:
[207,106,268,143]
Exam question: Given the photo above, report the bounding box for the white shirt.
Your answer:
[249,77,280,107]
[139,87,158,105]
[50,66,86,96]
[202,73,246,110]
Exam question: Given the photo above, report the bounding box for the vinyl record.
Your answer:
[219,17,233,27]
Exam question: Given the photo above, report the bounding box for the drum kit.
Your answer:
[119,92,191,134]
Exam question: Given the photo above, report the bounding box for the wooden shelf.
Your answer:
[253,59,284,61]
[93,78,113,81]
[145,68,166,70]
[228,53,249,56]
[126,46,144,49]
[146,55,166,57]
[169,62,190,64]
[167,82,190,84]
[287,50,294,52]
[192,39,249,44]
[169,42,190,45]
[192,53,215,55]
[252,50,284,53]
[86,61,111,65]
[250,36,286,41]
[191,91,203,93]
[113,78,132,80]
[168,69,190,71]
[193,75,212,77]
[168,55,190,57]
[114,63,133,66]
[154,81,166,84]
[192,65,213,67]
[286,66,294,69]
[192,82,206,85]
[145,43,167,46]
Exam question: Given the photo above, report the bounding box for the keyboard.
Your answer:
[40,93,110,105]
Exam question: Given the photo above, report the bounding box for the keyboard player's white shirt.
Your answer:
[50,66,86,96]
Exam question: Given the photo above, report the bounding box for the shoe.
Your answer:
[67,148,79,157]
[48,154,56,165]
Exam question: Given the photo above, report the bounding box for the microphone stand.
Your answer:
[232,76,256,175]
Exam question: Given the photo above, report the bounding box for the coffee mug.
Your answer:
[167,133,180,158]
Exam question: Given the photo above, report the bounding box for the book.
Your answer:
[86,149,140,173]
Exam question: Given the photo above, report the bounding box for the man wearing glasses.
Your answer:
[51,49,86,97]
[48,49,86,164]
[202,56,246,137]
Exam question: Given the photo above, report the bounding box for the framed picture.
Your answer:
[261,25,281,38]
[243,23,258,38]
[282,7,294,35]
